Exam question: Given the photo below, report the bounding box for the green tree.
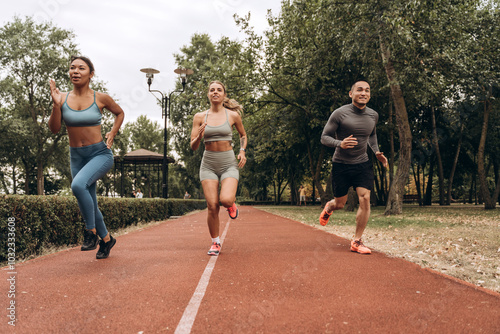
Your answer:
[237,2,366,204]
[122,115,163,152]
[0,16,78,195]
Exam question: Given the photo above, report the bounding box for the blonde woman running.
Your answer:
[190,81,247,256]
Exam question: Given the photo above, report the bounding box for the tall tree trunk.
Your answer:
[477,86,496,209]
[430,106,445,205]
[37,160,44,195]
[446,124,463,205]
[388,99,395,191]
[424,157,434,206]
[309,144,327,203]
[273,177,277,204]
[12,165,17,194]
[373,160,385,205]
[412,165,421,204]
[468,154,477,204]
[379,35,413,215]
[0,172,8,194]
[289,168,297,205]
[23,163,30,195]
[494,160,500,205]
[416,164,423,206]
[312,180,316,204]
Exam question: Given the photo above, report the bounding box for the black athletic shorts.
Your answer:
[331,161,374,198]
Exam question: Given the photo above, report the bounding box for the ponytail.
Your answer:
[223,97,243,115]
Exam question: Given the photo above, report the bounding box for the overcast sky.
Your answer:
[1,0,282,124]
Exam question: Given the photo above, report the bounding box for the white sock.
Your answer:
[212,236,220,244]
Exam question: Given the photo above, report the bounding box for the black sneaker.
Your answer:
[96,236,116,259]
[81,230,99,251]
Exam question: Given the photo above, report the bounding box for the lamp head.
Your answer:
[174,68,194,87]
[140,68,160,87]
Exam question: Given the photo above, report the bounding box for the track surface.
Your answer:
[2,206,500,333]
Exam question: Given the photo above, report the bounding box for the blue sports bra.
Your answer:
[204,109,233,142]
[61,91,102,127]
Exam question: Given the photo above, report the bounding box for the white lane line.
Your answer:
[174,219,231,334]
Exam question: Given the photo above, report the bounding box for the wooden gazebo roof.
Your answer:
[114,149,174,164]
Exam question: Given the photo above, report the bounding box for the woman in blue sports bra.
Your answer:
[190,81,247,256]
[48,55,124,259]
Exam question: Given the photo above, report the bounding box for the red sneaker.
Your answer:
[207,242,221,256]
[319,207,332,226]
[350,239,371,254]
[227,203,238,219]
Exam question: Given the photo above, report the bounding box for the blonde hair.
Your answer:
[208,81,243,115]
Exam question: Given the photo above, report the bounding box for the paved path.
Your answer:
[2,206,500,333]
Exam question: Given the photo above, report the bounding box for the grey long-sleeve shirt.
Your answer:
[321,103,381,164]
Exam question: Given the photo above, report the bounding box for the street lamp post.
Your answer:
[140,67,193,198]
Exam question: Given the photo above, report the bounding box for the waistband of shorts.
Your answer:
[203,149,235,156]
[70,141,107,153]
[332,160,371,167]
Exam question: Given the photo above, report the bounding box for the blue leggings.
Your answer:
[70,141,113,238]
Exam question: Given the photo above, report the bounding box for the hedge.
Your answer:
[0,195,206,263]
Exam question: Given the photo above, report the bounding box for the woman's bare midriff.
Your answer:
[67,125,103,147]
[205,140,232,152]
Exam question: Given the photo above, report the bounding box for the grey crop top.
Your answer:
[61,91,102,127]
[204,109,233,142]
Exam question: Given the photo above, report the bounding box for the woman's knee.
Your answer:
[219,196,234,208]
[206,200,220,213]
[71,180,87,196]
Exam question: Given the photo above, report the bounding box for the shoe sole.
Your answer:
[81,244,98,251]
[207,244,221,256]
[229,209,238,219]
[350,248,371,254]
[96,238,116,259]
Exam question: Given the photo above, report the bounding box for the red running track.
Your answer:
[2,206,499,333]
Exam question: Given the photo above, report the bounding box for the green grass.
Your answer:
[258,205,499,228]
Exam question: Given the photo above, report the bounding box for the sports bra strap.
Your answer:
[205,109,228,123]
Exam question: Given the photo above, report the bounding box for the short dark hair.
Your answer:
[350,80,369,92]
[70,55,95,74]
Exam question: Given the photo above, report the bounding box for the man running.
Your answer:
[319,81,388,254]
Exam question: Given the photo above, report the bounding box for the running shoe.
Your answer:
[96,235,116,259]
[319,206,332,226]
[227,203,238,219]
[207,242,221,256]
[350,239,371,254]
[81,229,99,251]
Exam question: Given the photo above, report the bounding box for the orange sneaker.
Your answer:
[227,203,238,219]
[319,206,332,226]
[350,239,371,254]
[207,242,221,256]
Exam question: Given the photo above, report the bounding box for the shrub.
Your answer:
[0,195,206,263]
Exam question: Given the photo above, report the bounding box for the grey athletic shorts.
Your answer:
[200,150,239,182]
